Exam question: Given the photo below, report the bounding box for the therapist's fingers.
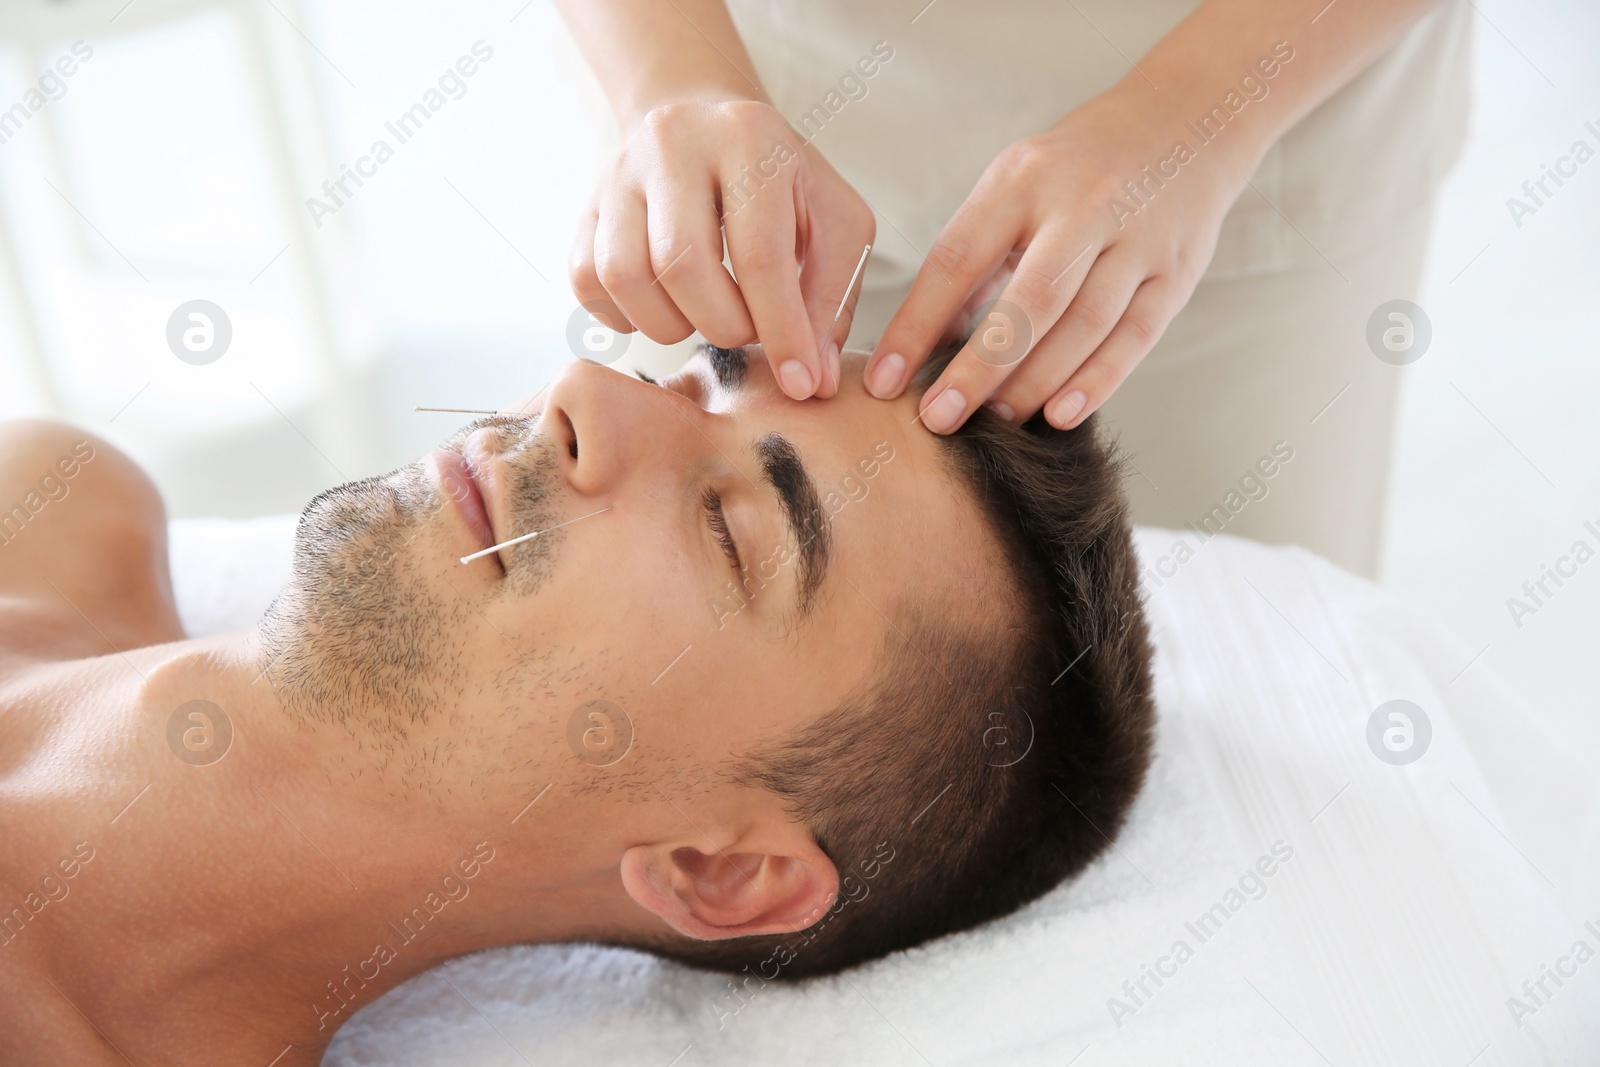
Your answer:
[724,188,819,400]
[865,183,1028,400]
[594,186,694,344]
[910,232,1096,434]
[646,170,755,350]
[796,251,862,401]
[1039,276,1181,430]
[569,197,636,334]
[795,201,876,400]
[981,249,1147,424]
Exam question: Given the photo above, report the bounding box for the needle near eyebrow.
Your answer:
[459,506,614,565]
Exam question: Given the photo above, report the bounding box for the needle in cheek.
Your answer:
[460,506,614,565]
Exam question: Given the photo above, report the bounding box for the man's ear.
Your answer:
[620,837,839,941]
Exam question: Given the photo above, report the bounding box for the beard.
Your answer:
[257,417,561,744]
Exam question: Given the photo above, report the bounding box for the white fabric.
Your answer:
[166,518,1600,1065]
[722,0,1472,288]
[168,515,300,639]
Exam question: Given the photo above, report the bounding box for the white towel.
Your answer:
[166,519,1600,1065]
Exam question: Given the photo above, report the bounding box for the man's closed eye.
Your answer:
[702,488,744,576]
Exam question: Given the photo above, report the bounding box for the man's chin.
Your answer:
[257,425,559,722]
[259,471,467,740]
[291,470,427,576]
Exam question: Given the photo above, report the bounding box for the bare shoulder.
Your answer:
[0,420,183,661]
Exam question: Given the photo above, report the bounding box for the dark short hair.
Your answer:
[634,342,1155,978]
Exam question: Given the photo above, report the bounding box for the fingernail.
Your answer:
[866,352,905,398]
[779,360,816,399]
[1047,390,1087,427]
[826,342,841,393]
[987,400,1015,421]
[921,387,967,433]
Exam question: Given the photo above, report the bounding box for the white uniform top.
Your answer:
[721,0,1473,288]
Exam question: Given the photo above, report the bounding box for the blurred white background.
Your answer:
[0,0,1594,769]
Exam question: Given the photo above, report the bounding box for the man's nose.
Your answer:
[539,360,707,498]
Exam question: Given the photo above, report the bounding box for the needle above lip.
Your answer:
[415,406,530,415]
[459,506,614,565]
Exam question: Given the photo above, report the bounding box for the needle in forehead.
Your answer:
[459,506,614,565]
[832,243,873,326]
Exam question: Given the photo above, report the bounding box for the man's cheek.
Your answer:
[756,549,783,582]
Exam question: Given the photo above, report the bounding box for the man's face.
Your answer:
[259,348,992,802]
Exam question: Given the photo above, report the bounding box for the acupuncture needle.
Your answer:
[415,406,526,415]
[459,506,614,565]
[832,243,872,327]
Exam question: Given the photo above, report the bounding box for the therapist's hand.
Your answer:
[864,86,1249,432]
[571,100,876,400]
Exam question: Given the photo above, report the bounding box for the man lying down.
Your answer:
[0,342,1154,1065]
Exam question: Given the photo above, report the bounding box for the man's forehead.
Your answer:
[703,344,911,438]
[717,347,994,616]
[713,346,940,502]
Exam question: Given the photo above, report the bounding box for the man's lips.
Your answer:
[428,449,496,559]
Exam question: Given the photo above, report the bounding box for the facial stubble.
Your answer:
[258,421,563,751]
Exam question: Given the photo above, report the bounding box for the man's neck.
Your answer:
[0,633,633,1066]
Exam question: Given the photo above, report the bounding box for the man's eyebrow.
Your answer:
[754,432,831,618]
[699,344,748,391]
[698,344,829,615]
